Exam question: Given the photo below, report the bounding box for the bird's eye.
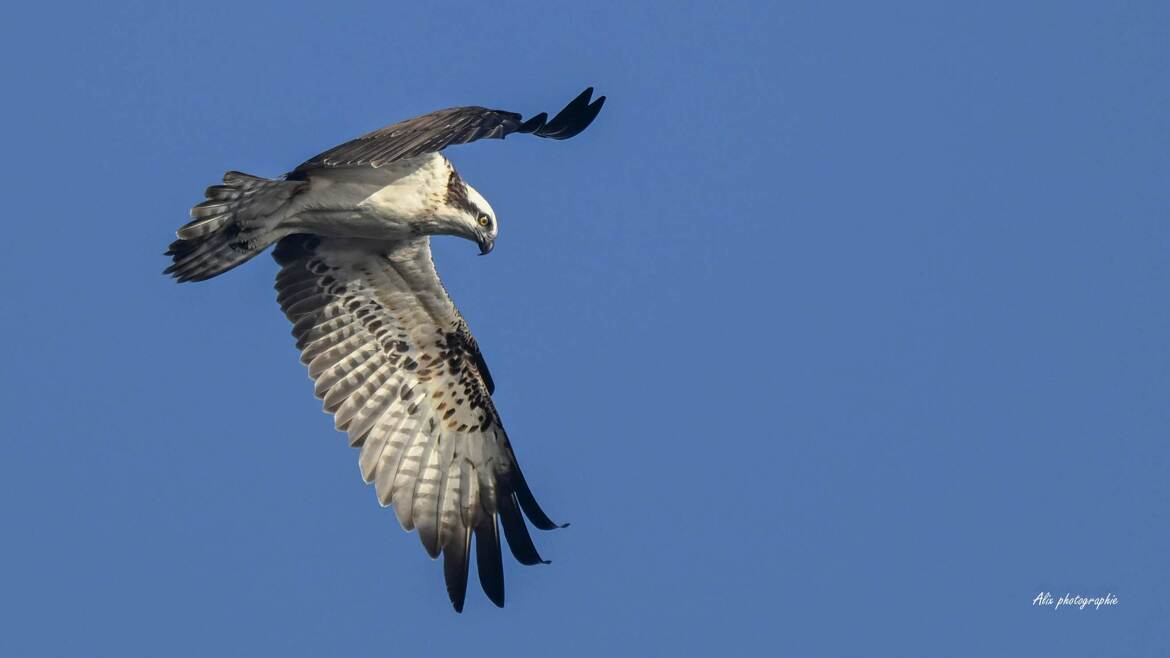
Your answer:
[477,214,491,227]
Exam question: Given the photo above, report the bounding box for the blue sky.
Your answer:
[2,1,1168,655]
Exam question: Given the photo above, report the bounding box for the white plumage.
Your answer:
[166,87,605,611]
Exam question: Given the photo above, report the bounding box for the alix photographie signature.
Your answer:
[1032,592,1118,610]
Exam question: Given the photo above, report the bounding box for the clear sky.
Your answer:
[1,1,1167,656]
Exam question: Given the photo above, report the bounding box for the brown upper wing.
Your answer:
[293,87,604,171]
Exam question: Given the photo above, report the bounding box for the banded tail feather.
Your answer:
[165,171,306,282]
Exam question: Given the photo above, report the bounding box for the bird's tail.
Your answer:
[165,171,307,282]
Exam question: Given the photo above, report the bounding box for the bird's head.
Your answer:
[436,169,498,255]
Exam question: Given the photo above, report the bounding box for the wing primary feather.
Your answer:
[536,87,605,139]
[371,412,419,498]
[498,493,549,566]
[443,525,472,613]
[413,432,444,558]
[476,513,505,607]
[540,87,593,135]
[517,112,548,134]
[511,463,567,531]
[391,420,431,528]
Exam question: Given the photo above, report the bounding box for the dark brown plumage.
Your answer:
[295,87,605,170]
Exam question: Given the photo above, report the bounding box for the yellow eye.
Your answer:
[477,214,491,227]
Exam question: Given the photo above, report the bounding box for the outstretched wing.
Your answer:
[272,234,562,612]
[294,87,605,171]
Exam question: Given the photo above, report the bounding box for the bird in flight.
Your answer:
[165,88,605,611]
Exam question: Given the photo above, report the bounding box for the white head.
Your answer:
[435,167,498,254]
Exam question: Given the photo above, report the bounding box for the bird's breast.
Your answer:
[358,180,437,220]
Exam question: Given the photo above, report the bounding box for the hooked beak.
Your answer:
[477,235,495,255]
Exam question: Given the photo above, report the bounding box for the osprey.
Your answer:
[165,88,605,611]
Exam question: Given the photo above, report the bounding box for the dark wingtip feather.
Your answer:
[589,95,606,119]
[476,515,506,607]
[573,86,595,107]
[512,466,567,531]
[518,112,548,134]
[443,528,472,613]
[530,87,605,140]
[562,95,604,140]
[498,495,550,566]
[538,88,592,138]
